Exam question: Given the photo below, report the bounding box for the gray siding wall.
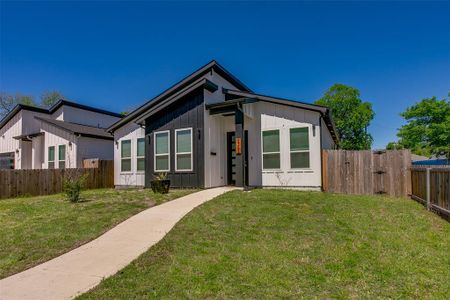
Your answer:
[145,88,205,188]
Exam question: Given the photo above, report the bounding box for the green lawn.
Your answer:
[0,188,196,279]
[79,190,450,299]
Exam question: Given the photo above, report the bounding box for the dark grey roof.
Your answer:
[0,99,121,131]
[35,117,113,140]
[107,60,251,132]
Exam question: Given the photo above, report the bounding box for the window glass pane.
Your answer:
[176,130,191,153]
[137,158,145,171]
[290,128,309,151]
[121,159,131,172]
[59,161,66,169]
[121,140,131,158]
[262,130,280,153]
[48,147,55,161]
[155,132,169,154]
[156,155,169,171]
[59,145,66,161]
[177,154,191,170]
[137,138,145,157]
[48,162,55,169]
[291,152,310,168]
[263,153,280,169]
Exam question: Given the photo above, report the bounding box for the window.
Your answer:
[136,138,145,172]
[121,140,131,172]
[262,130,280,169]
[58,145,66,169]
[175,128,193,171]
[154,131,170,172]
[48,146,55,169]
[290,127,310,169]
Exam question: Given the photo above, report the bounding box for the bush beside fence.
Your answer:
[0,160,114,199]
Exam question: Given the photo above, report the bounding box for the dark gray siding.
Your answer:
[145,88,204,188]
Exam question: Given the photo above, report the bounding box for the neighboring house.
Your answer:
[108,60,338,190]
[0,100,122,169]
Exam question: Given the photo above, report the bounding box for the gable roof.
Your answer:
[107,60,252,132]
[0,99,121,130]
[35,117,113,140]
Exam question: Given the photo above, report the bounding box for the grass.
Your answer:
[0,188,196,279]
[79,190,450,299]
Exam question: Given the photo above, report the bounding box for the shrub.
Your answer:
[64,173,88,203]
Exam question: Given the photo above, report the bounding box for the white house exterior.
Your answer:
[0,100,121,169]
[108,61,338,190]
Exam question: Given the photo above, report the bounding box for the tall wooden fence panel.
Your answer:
[0,160,114,199]
[322,150,412,197]
[411,166,450,218]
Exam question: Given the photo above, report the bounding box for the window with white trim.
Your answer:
[154,131,170,172]
[262,129,280,169]
[48,146,55,169]
[121,140,131,172]
[290,127,310,169]
[175,128,193,171]
[58,145,66,169]
[136,138,145,172]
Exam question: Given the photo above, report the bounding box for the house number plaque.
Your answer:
[235,137,242,155]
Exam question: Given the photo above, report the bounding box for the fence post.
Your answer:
[426,168,431,210]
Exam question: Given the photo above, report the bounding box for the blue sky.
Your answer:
[1,1,449,149]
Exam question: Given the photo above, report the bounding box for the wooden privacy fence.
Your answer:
[411,166,450,218]
[0,160,114,199]
[322,150,412,197]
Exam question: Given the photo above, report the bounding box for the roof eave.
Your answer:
[107,60,251,133]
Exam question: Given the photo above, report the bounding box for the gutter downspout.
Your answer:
[319,114,324,192]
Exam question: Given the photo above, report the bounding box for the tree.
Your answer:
[0,93,37,118]
[386,142,404,150]
[395,96,449,157]
[40,90,64,108]
[315,84,375,150]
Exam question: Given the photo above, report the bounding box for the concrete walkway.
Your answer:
[0,187,236,300]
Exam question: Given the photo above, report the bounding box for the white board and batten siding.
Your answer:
[0,111,22,167]
[204,100,330,189]
[249,101,323,189]
[113,123,145,187]
[39,120,78,169]
[52,105,119,128]
[0,110,48,169]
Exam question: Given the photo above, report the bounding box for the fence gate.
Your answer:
[322,150,412,198]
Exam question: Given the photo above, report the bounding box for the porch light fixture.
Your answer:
[312,125,316,137]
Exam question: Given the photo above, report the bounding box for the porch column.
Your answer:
[234,104,245,187]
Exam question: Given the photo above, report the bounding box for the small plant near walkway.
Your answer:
[79,190,450,299]
[63,173,88,203]
[150,172,170,194]
[0,188,197,279]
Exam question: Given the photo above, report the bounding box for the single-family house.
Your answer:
[0,100,122,169]
[108,60,338,190]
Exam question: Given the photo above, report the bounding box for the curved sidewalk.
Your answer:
[0,187,236,300]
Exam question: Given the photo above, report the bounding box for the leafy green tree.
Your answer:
[40,90,64,108]
[395,96,449,157]
[386,142,404,150]
[0,93,37,118]
[315,84,375,150]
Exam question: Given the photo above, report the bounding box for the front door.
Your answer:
[227,131,248,186]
